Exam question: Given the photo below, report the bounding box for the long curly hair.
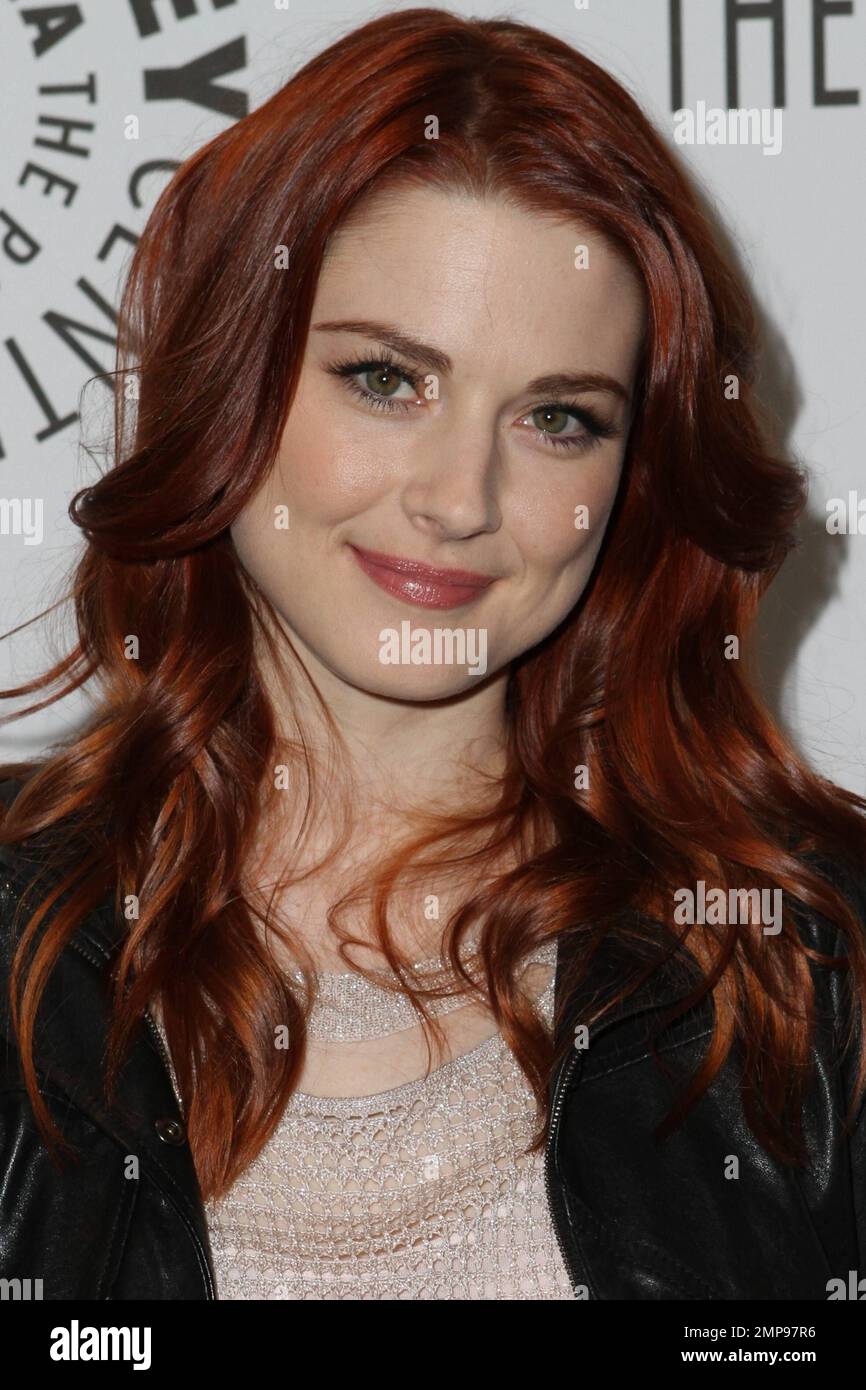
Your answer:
[2,7,865,1203]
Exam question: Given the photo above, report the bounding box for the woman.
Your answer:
[0,7,864,1302]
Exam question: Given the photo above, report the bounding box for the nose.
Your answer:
[400,415,503,542]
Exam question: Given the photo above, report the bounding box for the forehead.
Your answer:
[314,186,647,385]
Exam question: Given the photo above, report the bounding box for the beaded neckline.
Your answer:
[279,960,557,1115]
[289,938,557,1043]
[287,923,489,980]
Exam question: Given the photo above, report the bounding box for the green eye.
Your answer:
[532,407,572,436]
[364,367,404,397]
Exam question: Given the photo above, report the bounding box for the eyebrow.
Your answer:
[311,318,631,405]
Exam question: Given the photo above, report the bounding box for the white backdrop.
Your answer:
[0,0,863,794]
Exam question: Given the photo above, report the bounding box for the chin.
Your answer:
[344,661,487,701]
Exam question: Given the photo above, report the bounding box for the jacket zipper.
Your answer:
[543,995,688,1296]
[143,1009,185,1117]
[543,1043,584,1293]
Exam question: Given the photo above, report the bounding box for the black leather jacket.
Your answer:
[1,774,864,1300]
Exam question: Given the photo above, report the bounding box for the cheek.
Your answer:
[272,418,393,523]
[508,455,623,576]
[228,485,282,595]
[495,463,622,656]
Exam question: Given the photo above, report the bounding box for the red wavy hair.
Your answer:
[2,7,866,1203]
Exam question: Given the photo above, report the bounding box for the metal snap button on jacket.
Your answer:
[154,1116,186,1146]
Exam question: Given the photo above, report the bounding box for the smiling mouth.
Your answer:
[347,543,496,611]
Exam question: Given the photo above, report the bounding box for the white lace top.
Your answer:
[153,944,576,1300]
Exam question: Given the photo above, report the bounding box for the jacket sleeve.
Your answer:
[0,869,141,1299]
[0,1039,140,1299]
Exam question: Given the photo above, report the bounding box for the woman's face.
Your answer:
[231,187,645,700]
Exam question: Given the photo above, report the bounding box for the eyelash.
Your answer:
[325,350,618,454]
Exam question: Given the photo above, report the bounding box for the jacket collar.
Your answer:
[551,910,707,1046]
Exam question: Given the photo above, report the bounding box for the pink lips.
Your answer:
[348,543,495,610]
